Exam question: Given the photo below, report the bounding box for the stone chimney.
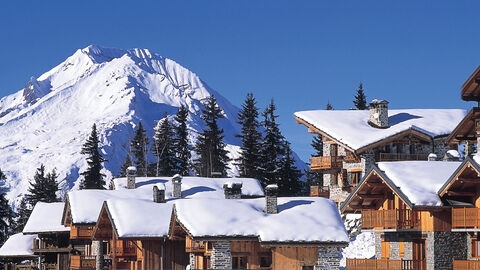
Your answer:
[443,150,460,162]
[126,166,137,189]
[264,184,278,214]
[428,153,437,161]
[368,99,389,128]
[172,174,182,198]
[153,185,166,203]
[223,182,242,199]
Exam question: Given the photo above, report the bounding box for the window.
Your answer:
[259,254,272,267]
[473,238,480,258]
[381,241,390,258]
[302,266,314,270]
[232,256,247,269]
[399,242,405,258]
[333,174,338,186]
[350,171,362,186]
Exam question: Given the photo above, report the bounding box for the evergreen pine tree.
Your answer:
[26,164,59,205]
[353,83,367,110]
[173,105,191,176]
[0,169,12,243]
[312,135,323,156]
[259,99,285,187]
[131,122,149,177]
[152,113,177,176]
[326,101,334,110]
[194,96,230,177]
[236,93,263,178]
[13,197,31,233]
[277,142,303,196]
[80,124,106,189]
[119,154,133,177]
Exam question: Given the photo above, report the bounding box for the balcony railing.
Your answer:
[70,255,96,269]
[453,260,480,269]
[310,156,343,171]
[362,209,421,230]
[186,237,209,253]
[310,185,329,198]
[346,259,426,270]
[378,153,429,162]
[70,225,94,240]
[110,240,137,257]
[452,208,480,229]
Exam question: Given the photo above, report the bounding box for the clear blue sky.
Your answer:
[1,1,479,162]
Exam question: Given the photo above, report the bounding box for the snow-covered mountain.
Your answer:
[0,45,306,206]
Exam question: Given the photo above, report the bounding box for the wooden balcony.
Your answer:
[362,209,421,230]
[310,185,329,198]
[32,239,71,253]
[310,156,343,171]
[186,237,210,253]
[346,259,426,270]
[378,153,429,162]
[452,208,480,229]
[70,255,96,269]
[453,260,480,269]
[110,240,137,257]
[70,225,94,240]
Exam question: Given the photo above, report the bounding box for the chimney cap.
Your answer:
[172,174,183,182]
[428,153,438,161]
[223,181,243,189]
[154,183,166,190]
[370,99,389,105]
[266,184,278,190]
[127,166,137,171]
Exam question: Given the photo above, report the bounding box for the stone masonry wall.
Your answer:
[210,241,231,269]
[189,253,196,269]
[316,246,341,270]
[375,233,382,259]
[433,232,468,270]
[433,136,450,161]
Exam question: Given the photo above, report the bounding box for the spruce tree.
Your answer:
[236,93,263,178]
[26,164,59,205]
[194,96,230,177]
[173,105,191,176]
[131,122,148,177]
[119,154,133,177]
[80,124,106,189]
[152,113,177,177]
[277,142,303,196]
[312,135,323,156]
[0,169,13,243]
[259,99,285,187]
[326,102,334,110]
[13,197,31,233]
[353,83,367,110]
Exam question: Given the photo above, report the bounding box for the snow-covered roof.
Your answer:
[0,233,37,257]
[174,197,349,243]
[105,199,173,238]
[377,161,461,206]
[294,109,466,151]
[23,202,70,234]
[68,176,263,224]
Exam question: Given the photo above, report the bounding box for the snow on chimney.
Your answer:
[153,185,166,203]
[264,184,278,214]
[368,99,389,128]
[172,174,182,198]
[223,182,242,199]
[126,166,137,189]
[428,153,437,161]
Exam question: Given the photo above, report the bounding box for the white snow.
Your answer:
[340,232,375,268]
[105,199,173,238]
[377,161,461,206]
[0,45,306,208]
[23,202,70,234]
[294,109,466,151]
[69,176,263,224]
[447,149,460,158]
[174,197,349,243]
[0,233,37,257]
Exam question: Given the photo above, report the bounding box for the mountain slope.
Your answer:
[0,45,306,206]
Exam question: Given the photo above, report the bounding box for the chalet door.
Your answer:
[413,240,426,270]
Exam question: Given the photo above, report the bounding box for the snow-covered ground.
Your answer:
[0,45,306,208]
[340,231,376,269]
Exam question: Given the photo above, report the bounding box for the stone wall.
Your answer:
[210,241,232,269]
[375,233,382,259]
[316,246,341,270]
[431,232,468,270]
[189,253,195,269]
[433,136,450,160]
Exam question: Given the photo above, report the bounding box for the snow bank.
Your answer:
[340,232,375,268]
[295,109,466,150]
[174,197,349,243]
[0,233,37,257]
[377,161,460,206]
[23,202,69,234]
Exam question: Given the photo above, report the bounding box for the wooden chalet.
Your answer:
[295,103,465,204]
[341,161,464,270]
[23,202,71,270]
[0,233,38,270]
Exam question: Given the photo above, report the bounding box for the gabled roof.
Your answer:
[437,156,480,198]
[461,66,480,101]
[24,202,70,234]
[64,176,264,225]
[341,161,461,212]
[172,197,349,244]
[295,109,466,152]
[446,107,480,145]
[0,233,37,258]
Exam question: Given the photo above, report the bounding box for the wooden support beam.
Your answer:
[358,194,385,200]
[458,178,480,183]
[366,182,385,188]
[447,191,477,197]
[349,205,376,210]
